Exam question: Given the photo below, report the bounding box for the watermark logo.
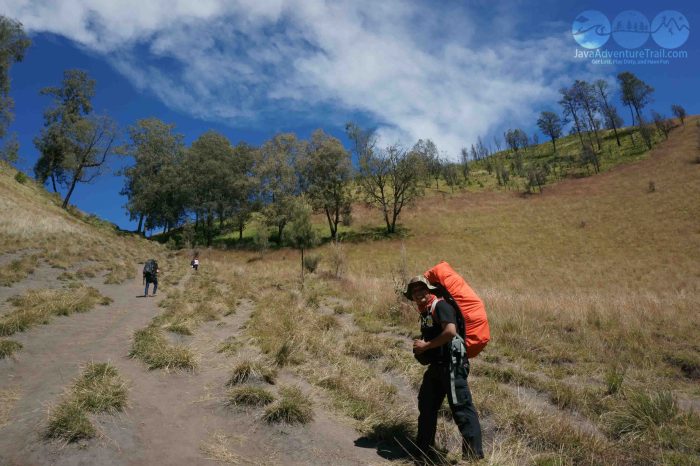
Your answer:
[612,10,649,49]
[572,9,689,65]
[651,10,689,49]
[572,10,610,49]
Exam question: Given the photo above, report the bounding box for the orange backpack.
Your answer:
[424,261,490,358]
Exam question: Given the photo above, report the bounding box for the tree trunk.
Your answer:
[239,223,244,240]
[61,172,81,209]
[571,111,585,148]
[551,137,556,152]
[206,211,213,247]
[50,173,58,193]
[325,207,337,240]
[634,105,643,128]
[137,214,144,234]
[628,104,635,126]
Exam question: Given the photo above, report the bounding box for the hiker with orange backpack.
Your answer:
[405,261,489,461]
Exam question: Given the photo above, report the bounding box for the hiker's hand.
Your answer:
[413,339,430,355]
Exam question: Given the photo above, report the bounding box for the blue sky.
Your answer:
[2,0,697,230]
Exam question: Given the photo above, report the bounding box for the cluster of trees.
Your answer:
[469,71,687,192]
[120,119,436,244]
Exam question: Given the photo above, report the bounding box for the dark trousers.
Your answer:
[416,361,483,459]
[144,277,158,296]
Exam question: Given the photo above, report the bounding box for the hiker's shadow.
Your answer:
[354,436,413,462]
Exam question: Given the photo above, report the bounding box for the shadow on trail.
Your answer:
[354,436,414,462]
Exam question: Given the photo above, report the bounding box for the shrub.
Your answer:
[14,171,27,184]
[303,254,320,273]
[263,386,313,424]
[327,241,347,279]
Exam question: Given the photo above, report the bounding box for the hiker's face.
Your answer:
[411,285,430,307]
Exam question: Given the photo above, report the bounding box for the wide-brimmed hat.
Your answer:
[403,275,436,300]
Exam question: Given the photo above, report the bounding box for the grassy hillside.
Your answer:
[0,161,164,283]
[1,118,698,464]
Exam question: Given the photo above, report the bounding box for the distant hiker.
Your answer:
[405,274,484,461]
[191,252,199,271]
[143,259,159,297]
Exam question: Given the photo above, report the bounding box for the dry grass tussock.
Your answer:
[0,339,23,359]
[263,385,313,424]
[46,362,127,443]
[0,254,39,286]
[0,285,109,336]
[129,327,197,371]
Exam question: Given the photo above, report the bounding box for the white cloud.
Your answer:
[3,0,585,158]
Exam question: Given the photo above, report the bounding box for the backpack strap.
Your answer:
[429,297,440,319]
[430,283,467,341]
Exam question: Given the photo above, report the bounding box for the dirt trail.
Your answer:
[0,263,387,465]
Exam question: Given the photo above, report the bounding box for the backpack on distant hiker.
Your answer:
[143,259,158,279]
[424,261,490,358]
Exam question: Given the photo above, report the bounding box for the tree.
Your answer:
[412,139,441,189]
[536,111,563,152]
[559,86,586,147]
[580,143,599,174]
[671,104,686,125]
[493,135,502,152]
[300,129,353,240]
[476,136,490,160]
[442,161,461,193]
[526,163,547,193]
[185,130,237,246]
[651,110,672,140]
[228,142,257,240]
[0,132,18,163]
[504,128,528,176]
[459,147,469,181]
[59,115,117,209]
[34,69,97,198]
[357,143,423,234]
[572,80,602,150]
[285,197,319,288]
[617,71,654,126]
[594,79,622,146]
[120,118,186,234]
[256,133,304,242]
[0,16,31,142]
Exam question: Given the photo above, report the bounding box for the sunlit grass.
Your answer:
[0,286,109,336]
